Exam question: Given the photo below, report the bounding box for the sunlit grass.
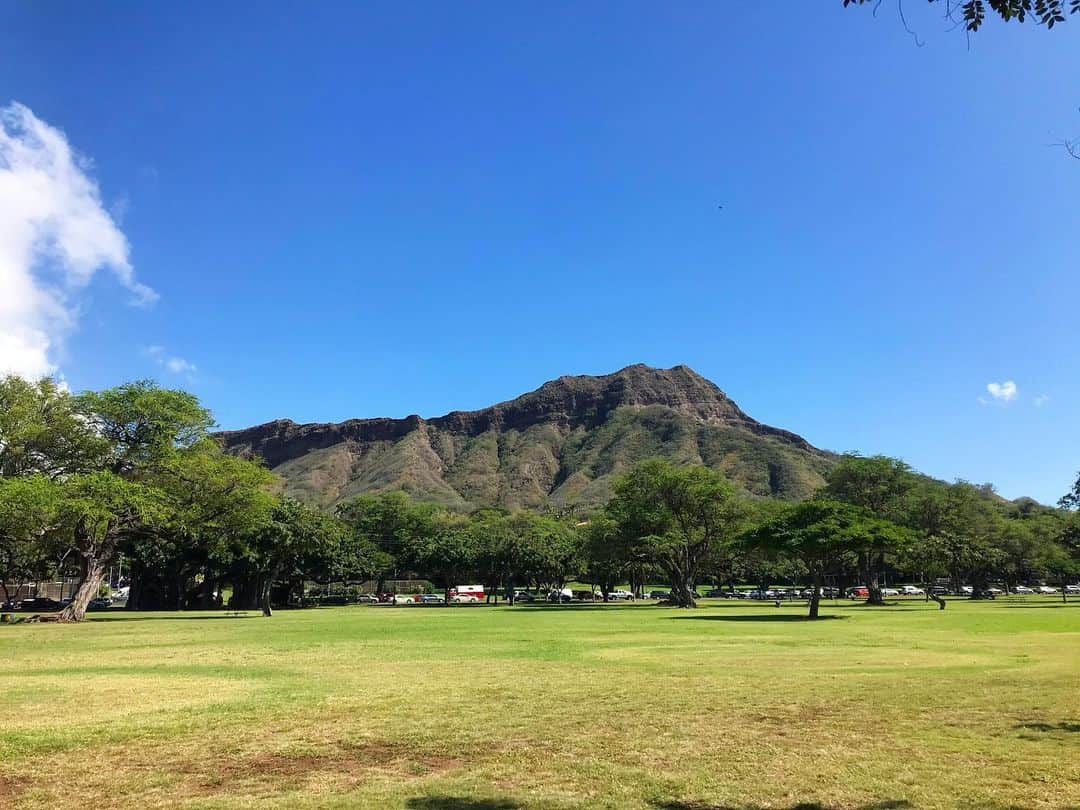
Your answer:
[1,598,1077,809]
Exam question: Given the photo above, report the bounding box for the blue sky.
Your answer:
[1,2,1077,503]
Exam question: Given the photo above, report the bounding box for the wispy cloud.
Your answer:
[0,102,155,379]
[144,345,197,379]
[1033,394,1049,407]
[980,380,1018,405]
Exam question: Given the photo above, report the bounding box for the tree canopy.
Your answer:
[844,0,1080,32]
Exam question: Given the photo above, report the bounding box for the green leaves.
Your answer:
[75,381,214,474]
[742,499,909,567]
[0,376,107,478]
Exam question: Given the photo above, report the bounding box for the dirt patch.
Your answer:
[0,774,28,801]
[182,739,461,796]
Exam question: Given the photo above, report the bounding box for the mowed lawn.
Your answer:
[1,599,1078,810]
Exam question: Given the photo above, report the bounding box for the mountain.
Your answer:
[216,364,835,511]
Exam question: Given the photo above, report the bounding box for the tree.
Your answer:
[906,481,1002,599]
[403,510,476,601]
[1059,471,1080,511]
[604,460,747,607]
[844,0,1079,33]
[581,513,625,601]
[337,492,437,593]
[742,500,910,619]
[823,454,915,604]
[0,476,64,606]
[238,498,350,616]
[0,376,104,478]
[129,439,276,609]
[74,381,214,476]
[55,381,221,621]
[56,472,165,621]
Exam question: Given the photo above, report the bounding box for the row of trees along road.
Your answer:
[2,375,1079,620]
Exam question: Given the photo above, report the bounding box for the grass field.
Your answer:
[1,598,1078,809]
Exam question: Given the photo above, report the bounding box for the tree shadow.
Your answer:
[405,797,521,810]
[89,612,257,621]
[1000,603,1078,609]
[669,614,848,623]
[1015,720,1080,733]
[509,603,641,611]
[651,800,912,809]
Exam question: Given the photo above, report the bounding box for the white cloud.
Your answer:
[984,380,1017,404]
[144,345,197,379]
[1033,394,1049,407]
[0,101,155,379]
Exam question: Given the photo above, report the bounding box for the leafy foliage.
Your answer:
[843,0,1079,31]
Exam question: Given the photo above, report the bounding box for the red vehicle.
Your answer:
[847,586,869,599]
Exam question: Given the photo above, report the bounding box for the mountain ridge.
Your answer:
[217,364,834,510]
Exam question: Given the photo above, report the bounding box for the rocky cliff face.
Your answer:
[217,364,833,511]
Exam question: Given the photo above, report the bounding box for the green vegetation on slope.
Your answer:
[266,405,833,513]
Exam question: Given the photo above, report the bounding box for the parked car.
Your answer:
[704,589,728,598]
[648,590,670,600]
[355,593,380,604]
[1036,585,1058,594]
[450,593,479,603]
[847,587,869,599]
[931,586,951,596]
[880,587,900,597]
[87,597,112,610]
[1065,584,1080,594]
[900,585,925,596]
[608,589,635,600]
[571,590,597,601]
[419,594,444,604]
[547,588,573,603]
[19,597,62,611]
[394,593,419,604]
[511,590,535,602]
[1012,585,1034,595]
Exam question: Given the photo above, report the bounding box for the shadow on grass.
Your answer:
[1015,720,1080,733]
[651,800,913,810]
[507,602,643,611]
[406,798,521,810]
[89,612,257,621]
[669,614,848,623]
[1000,603,1078,609]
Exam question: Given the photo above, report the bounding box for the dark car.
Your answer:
[511,591,535,602]
[649,590,671,600]
[19,597,62,611]
[704,589,728,598]
[87,597,112,610]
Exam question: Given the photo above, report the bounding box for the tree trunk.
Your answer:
[807,570,820,622]
[261,561,282,617]
[859,552,885,605]
[59,554,106,622]
[667,568,697,608]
